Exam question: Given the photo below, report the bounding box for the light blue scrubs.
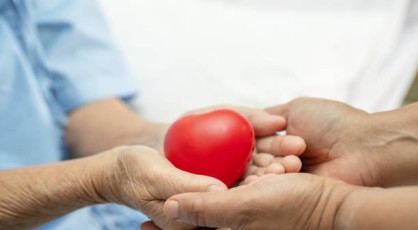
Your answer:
[0,0,148,228]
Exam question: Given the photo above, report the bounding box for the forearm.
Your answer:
[335,186,418,230]
[66,99,168,158]
[0,154,108,229]
[366,102,418,186]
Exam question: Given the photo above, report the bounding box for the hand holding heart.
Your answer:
[140,105,306,230]
[165,109,255,187]
[166,105,306,186]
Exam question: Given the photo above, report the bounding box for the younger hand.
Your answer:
[163,173,357,230]
[265,97,379,186]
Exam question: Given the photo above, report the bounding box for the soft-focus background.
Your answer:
[99,0,418,123]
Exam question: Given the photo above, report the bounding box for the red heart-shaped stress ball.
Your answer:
[164,109,255,187]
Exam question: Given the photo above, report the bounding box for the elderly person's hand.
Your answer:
[99,146,230,230]
[162,173,357,230]
[0,146,226,230]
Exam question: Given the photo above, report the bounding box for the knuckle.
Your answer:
[112,145,158,169]
[111,146,148,181]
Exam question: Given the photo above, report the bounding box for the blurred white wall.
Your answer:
[99,0,418,122]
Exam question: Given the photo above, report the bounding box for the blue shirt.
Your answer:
[0,0,148,228]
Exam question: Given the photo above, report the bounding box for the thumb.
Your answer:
[243,109,286,137]
[265,103,289,118]
[163,188,249,229]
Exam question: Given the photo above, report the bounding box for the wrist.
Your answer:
[362,107,418,187]
[86,148,124,205]
[0,155,109,228]
[91,146,155,208]
[309,179,358,230]
[127,121,169,154]
[34,155,110,206]
[145,122,169,153]
[334,186,381,230]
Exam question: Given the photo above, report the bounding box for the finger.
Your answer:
[243,175,259,185]
[244,154,286,179]
[281,155,302,173]
[252,153,275,167]
[241,164,260,179]
[264,163,285,174]
[141,201,197,230]
[141,221,161,230]
[265,103,290,118]
[242,164,267,179]
[256,135,306,156]
[252,154,300,174]
[164,189,252,228]
[155,167,228,200]
[246,112,286,137]
[185,105,286,136]
[262,155,302,173]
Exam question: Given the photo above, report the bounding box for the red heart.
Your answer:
[164,109,255,187]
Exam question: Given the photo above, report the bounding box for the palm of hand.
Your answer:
[104,146,216,230]
[271,98,376,186]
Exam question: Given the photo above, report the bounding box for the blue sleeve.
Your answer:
[34,0,138,112]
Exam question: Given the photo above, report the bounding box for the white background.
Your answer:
[99,0,418,122]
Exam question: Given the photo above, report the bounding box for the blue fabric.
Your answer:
[0,0,148,229]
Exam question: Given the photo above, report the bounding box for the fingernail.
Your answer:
[207,184,227,192]
[164,200,179,219]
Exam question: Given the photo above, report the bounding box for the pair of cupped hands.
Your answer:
[96,97,386,230]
